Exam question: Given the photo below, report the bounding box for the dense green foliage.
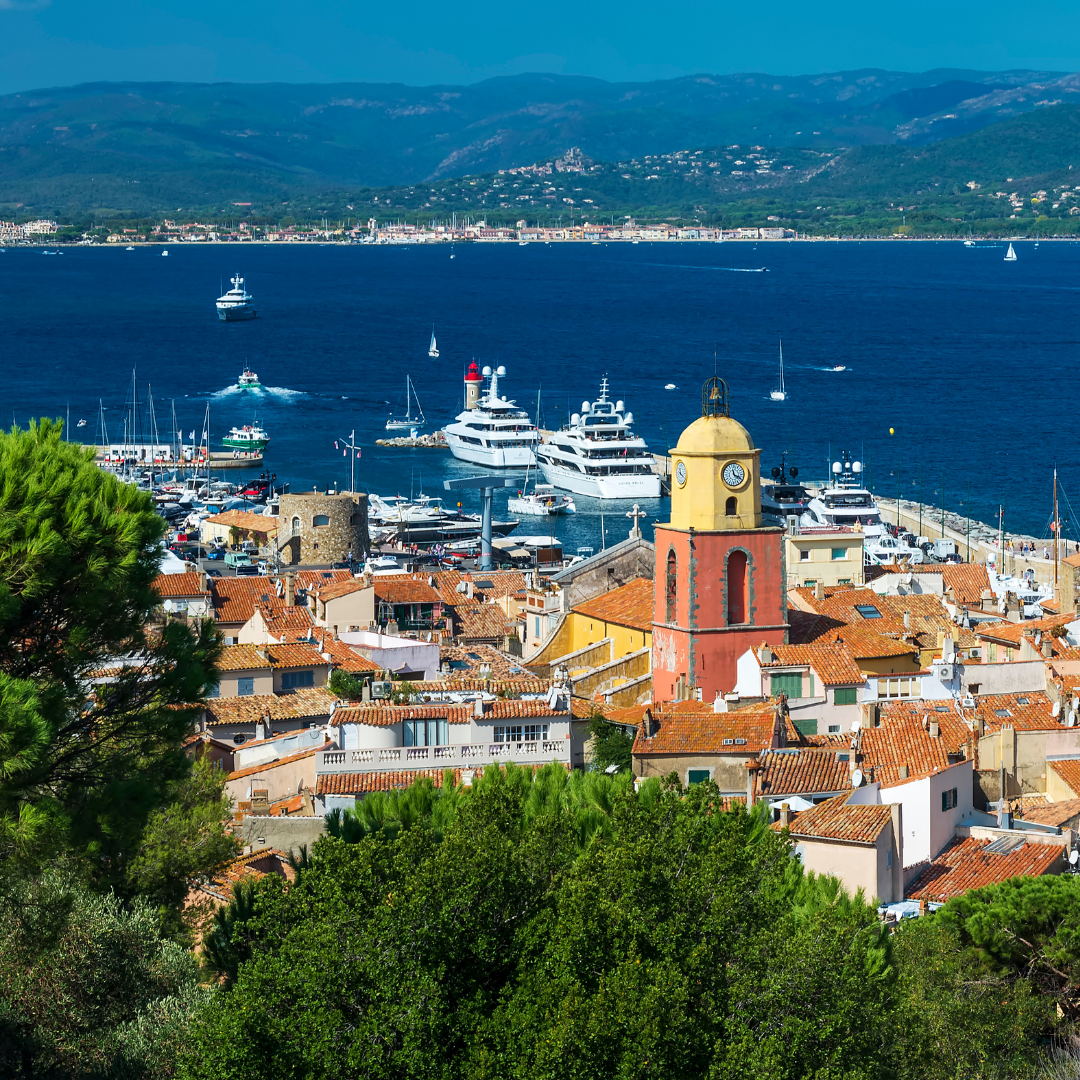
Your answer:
[184,765,894,1080]
[0,421,221,876]
[327,667,367,700]
[0,867,208,1079]
[587,712,635,772]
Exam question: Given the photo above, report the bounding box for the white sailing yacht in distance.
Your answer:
[770,340,787,401]
[386,375,426,431]
[1004,243,1017,262]
[428,326,439,358]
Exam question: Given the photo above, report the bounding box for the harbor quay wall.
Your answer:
[278,491,369,566]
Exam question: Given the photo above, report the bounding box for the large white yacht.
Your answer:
[216,274,257,321]
[800,453,884,537]
[536,377,660,500]
[443,363,539,467]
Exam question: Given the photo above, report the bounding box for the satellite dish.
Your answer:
[1053,701,1062,717]
[496,365,506,376]
[851,719,861,732]
[852,461,863,473]
[851,769,864,788]
[481,365,492,376]
[772,467,782,479]
[832,461,842,474]
[1071,849,1079,866]
[570,413,580,425]
[615,400,625,413]
[790,466,799,477]
[581,401,591,413]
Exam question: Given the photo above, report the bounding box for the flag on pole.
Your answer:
[334,440,339,450]
[343,449,347,457]
[357,450,361,458]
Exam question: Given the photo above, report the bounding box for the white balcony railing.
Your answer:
[317,738,571,775]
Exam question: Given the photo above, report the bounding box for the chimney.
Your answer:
[903,610,912,632]
[929,719,940,738]
[285,572,295,607]
[713,693,728,713]
[898,764,909,779]
[199,569,208,592]
[814,580,824,601]
[641,708,654,738]
[473,698,484,718]
[759,645,774,665]
[779,802,791,828]
[1043,637,1054,658]
[746,758,762,807]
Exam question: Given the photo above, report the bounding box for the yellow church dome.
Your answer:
[674,413,754,456]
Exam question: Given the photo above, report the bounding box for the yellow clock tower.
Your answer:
[652,376,787,702]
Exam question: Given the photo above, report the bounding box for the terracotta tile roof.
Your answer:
[940,563,993,605]
[316,577,372,601]
[203,509,279,534]
[269,793,306,815]
[762,642,865,686]
[227,742,329,781]
[373,579,443,605]
[1049,759,1080,798]
[454,604,515,641]
[218,644,270,672]
[294,569,354,589]
[571,698,621,720]
[971,691,1058,734]
[212,576,285,625]
[440,643,538,680]
[153,572,209,599]
[1017,797,1080,827]
[409,677,549,695]
[332,698,564,728]
[906,836,1065,902]
[572,578,654,632]
[264,642,330,670]
[975,613,1075,647]
[258,604,315,636]
[320,639,382,674]
[201,848,292,902]
[782,793,894,844]
[423,569,530,605]
[860,705,970,785]
[756,748,853,798]
[317,767,461,795]
[633,701,795,757]
[203,687,337,727]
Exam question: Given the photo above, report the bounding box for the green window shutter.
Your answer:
[794,718,818,737]
[808,673,815,697]
[835,687,858,705]
[687,769,710,785]
[770,672,804,698]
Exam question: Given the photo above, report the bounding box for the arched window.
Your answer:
[725,495,738,516]
[727,550,748,625]
[666,548,677,623]
[313,514,330,527]
[291,515,301,532]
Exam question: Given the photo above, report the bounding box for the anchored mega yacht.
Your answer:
[444,363,539,467]
[216,274,257,321]
[536,377,660,500]
[799,453,884,537]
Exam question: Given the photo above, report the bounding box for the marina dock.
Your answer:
[95,450,263,470]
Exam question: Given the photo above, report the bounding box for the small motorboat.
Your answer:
[76,419,87,427]
[831,365,846,372]
[665,383,677,390]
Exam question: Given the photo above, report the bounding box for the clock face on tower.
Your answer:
[722,461,746,488]
[675,461,687,486]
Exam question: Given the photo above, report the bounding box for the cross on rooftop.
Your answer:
[626,503,647,539]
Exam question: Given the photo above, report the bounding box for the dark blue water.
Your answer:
[2,239,1077,549]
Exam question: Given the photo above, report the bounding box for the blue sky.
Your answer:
[1,0,1078,94]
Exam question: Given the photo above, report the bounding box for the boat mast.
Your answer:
[1055,467,1060,601]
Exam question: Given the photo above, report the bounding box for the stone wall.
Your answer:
[279,491,369,566]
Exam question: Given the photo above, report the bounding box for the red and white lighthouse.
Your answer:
[464,361,483,410]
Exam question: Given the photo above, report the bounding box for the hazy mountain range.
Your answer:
[1,68,1079,215]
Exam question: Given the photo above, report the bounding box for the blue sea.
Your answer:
[1,239,1077,550]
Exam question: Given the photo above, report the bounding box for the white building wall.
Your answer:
[880,759,972,868]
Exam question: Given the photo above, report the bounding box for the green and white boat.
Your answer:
[222,420,270,452]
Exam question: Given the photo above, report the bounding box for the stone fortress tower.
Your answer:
[277,490,369,566]
[651,376,788,702]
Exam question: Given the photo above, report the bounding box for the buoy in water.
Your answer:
[889,427,895,435]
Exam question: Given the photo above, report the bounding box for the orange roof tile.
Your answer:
[762,642,865,686]
[975,613,1075,647]
[756,748,853,798]
[373,579,443,605]
[153,571,209,599]
[203,509,279,535]
[316,577,372,601]
[331,698,564,728]
[258,604,315,636]
[940,563,992,605]
[320,639,382,674]
[633,701,792,757]
[218,644,271,672]
[203,687,337,727]
[573,578,654,632]
[783,793,894,844]
[317,767,462,795]
[971,691,1058,734]
[263,642,330,670]
[440,643,538,680]
[906,836,1065,902]
[860,705,970,786]
[454,604,515,641]
[211,576,286,625]
[227,741,328,781]
[1049,759,1080,798]
[1016,797,1080,827]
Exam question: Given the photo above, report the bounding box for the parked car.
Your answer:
[206,549,224,560]
[206,568,222,578]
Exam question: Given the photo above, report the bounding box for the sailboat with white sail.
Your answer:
[770,340,787,401]
[428,326,439,358]
[385,375,427,432]
[1004,243,1017,262]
